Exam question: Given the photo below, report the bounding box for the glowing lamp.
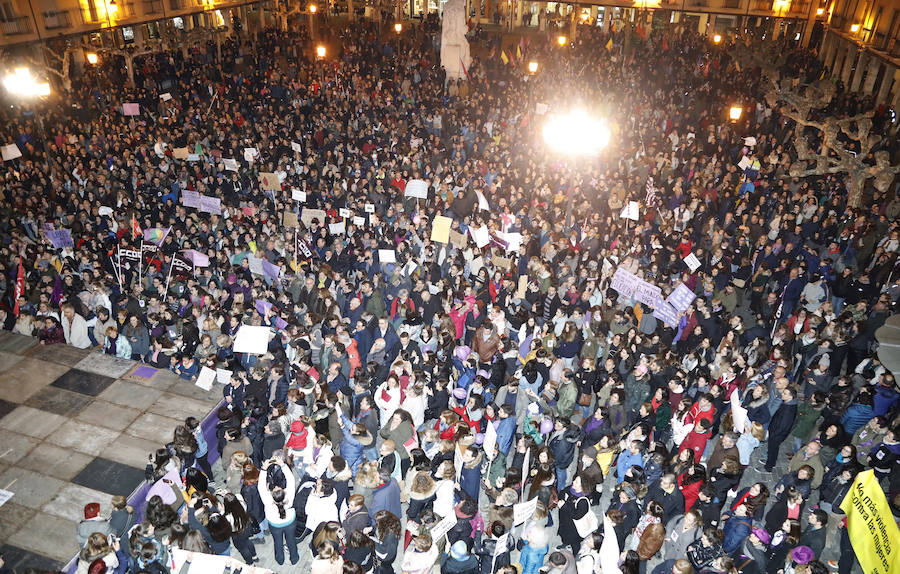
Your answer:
[542,109,611,156]
[394,22,402,32]
[557,35,567,46]
[713,34,722,44]
[527,61,539,73]
[108,0,118,14]
[729,106,743,121]
[86,53,99,65]
[316,45,326,58]
[850,23,860,32]
[580,12,589,22]
[309,4,317,13]
[3,67,50,97]
[816,8,824,15]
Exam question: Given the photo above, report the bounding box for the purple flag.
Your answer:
[51,275,64,306]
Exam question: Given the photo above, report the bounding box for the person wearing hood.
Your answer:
[441,539,479,574]
[407,469,437,519]
[338,414,373,476]
[868,428,900,484]
[735,528,770,574]
[458,445,483,502]
[284,420,313,477]
[764,387,798,472]
[625,364,652,415]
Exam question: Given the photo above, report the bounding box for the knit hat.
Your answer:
[453,387,468,400]
[449,540,468,561]
[527,403,540,416]
[751,528,771,545]
[83,502,101,520]
[791,546,814,564]
[285,420,308,449]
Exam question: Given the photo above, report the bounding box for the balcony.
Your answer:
[43,10,73,30]
[0,15,32,35]
[143,0,164,13]
[169,0,185,10]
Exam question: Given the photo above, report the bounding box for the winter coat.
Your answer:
[62,313,92,348]
[548,425,583,469]
[637,522,666,560]
[459,451,483,502]
[370,479,401,521]
[840,403,875,436]
[557,488,591,547]
[768,400,798,442]
[721,512,752,555]
[663,516,702,562]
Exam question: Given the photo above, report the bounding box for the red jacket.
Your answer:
[686,402,715,426]
[679,430,711,464]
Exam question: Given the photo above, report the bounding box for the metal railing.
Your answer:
[144,0,164,13]
[43,9,73,29]
[0,15,32,35]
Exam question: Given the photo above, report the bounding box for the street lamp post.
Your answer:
[542,109,611,229]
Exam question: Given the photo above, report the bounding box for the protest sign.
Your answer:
[181,190,201,208]
[291,141,302,152]
[233,325,270,354]
[199,196,221,215]
[338,208,351,218]
[470,226,490,248]
[328,221,346,235]
[183,250,210,267]
[431,215,452,243]
[737,156,752,170]
[160,92,172,101]
[196,367,216,391]
[352,216,365,226]
[840,470,900,574]
[492,255,512,270]
[172,147,189,159]
[513,498,539,525]
[667,283,696,312]
[450,230,467,249]
[633,280,662,308]
[730,389,748,433]
[653,302,681,328]
[620,201,640,221]
[483,420,498,457]
[475,189,490,211]
[47,229,74,249]
[243,148,258,162]
[365,203,375,213]
[1,144,22,161]
[223,158,238,171]
[215,368,232,385]
[262,260,281,281]
[683,252,701,272]
[282,211,299,228]
[404,179,428,199]
[291,188,306,202]
[301,208,327,227]
[122,103,140,116]
[259,172,280,191]
[469,256,484,276]
[378,250,396,263]
[430,512,458,542]
[610,267,640,297]
[516,276,528,299]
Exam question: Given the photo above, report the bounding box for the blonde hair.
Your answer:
[231,451,250,468]
[413,532,433,552]
[673,559,694,574]
[348,494,365,509]
[750,422,766,441]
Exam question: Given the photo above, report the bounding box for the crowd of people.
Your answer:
[0,9,899,574]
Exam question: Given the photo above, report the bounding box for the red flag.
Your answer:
[131,214,142,240]
[460,58,471,82]
[13,258,24,317]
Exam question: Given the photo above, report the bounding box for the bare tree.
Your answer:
[742,43,899,207]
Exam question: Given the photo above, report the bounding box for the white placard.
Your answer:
[620,201,640,221]
[339,208,351,218]
[483,420,498,457]
[469,256,484,276]
[160,92,172,101]
[291,141,302,152]
[365,203,375,213]
[232,325,271,355]
[470,226,490,248]
[243,147,258,162]
[215,368,233,385]
[328,221,346,235]
[513,497,539,525]
[223,158,238,171]
[196,367,215,391]
[352,216,365,226]
[730,389,749,433]
[378,249,396,263]
[0,489,13,508]
[475,189,490,211]
[404,179,428,199]
[743,136,757,147]
[683,252,701,273]
[430,512,458,542]
[1,144,22,161]
[291,188,306,202]
[738,156,752,170]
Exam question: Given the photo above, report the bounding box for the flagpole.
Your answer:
[163,254,175,303]
[293,228,298,271]
[116,247,124,291]
[138,241,144,291]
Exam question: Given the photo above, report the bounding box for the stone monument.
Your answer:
[440,0,471,80]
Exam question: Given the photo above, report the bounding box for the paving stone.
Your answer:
[0,543,65,573]
[0,358,70,403]
[44,420,121,456]
[0,332,40,354]
[0,431,39,466]
[74,353,136,379]
[0,501,37,542]
[0,467,66,510]
[103,433,161,469]
[125,412,183,444]
[6,510,80,562]
[0,351,24,374]
[43,482,115,522]
[23,343,92,367]
[71,457,145,498]
[17,443,94,481]
[98,379,164,411]
[149,393,218,422]
[0,397,18,420]
[75,400,142,431]
[24,387,94,417]
[51,369,116,397]
[0,406,68,439]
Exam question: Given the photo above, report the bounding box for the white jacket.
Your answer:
[63,313,92,349]
[305,490,338,532]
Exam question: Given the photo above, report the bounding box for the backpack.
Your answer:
[266,464,287,490]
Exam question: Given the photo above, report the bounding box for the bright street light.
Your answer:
[713,34,722,44]
[816,7,824,15]
[850,23,860,32]
[527,60,539,73]
[86,52,99,65]
[729,105,743,121]
[316,45,326,58]
[394,22,402,32]
[557,35,568,46]
[309,4,317,13]
[3,67,51,97]
[543,109,610,156]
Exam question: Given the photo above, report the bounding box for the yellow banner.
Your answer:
[840,469,900,574]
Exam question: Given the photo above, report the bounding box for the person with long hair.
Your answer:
[222,492,258,564]
[257,458,299,565]
[312,542,345,574]
[344,528,375,572]
[371,509,401,574]
[75,532,120,574]
[556,474,595,556]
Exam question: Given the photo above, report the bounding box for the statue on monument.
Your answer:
[440,0,471,80]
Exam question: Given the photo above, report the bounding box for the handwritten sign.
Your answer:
[404,179,428,199]
[620,201,640,221]
[653,302,681,328]
[450,230,467,248]
[259,172,280,192]
[291,141,302,153]
[610,267,640,297]
[199,196,221,215]
[633,280,662,308]
[513,498,539,525]
[223,158,238,171]
[196,367,216,391]
[431,215,452,243]
[470,226,490,248]
[122,103,140,116]
[667,283,696,312]
[47,228,74,248]
[181,190,201,208]
[683,252,701,273]
[378,250,396,264]
[301,208,327,227]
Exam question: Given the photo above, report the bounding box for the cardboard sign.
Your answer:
[122,103,140,116]
[301,208,327,227]
[199,196,221,215]
[181,190,201,208]
[291,141,302,152]
[667,283,696,312]
[1,144,21,161]
[223,158,238,171]
[450,230,467,249]
[620,201,640,221]
[291,188,306,202]
[492,255,512,270]
[258,172,280,191]
[378,249,396,264]
[404,179,428,199]
[683,252,701,273]
[610,267,641,297]
[172,147,189,159]
[233,325,271,354]
[516,275,528,299]
[196,367,216,391]
[282,211,299,228]
[431,215,452,243]
[633,280,662,308]
[470,226,490,248]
